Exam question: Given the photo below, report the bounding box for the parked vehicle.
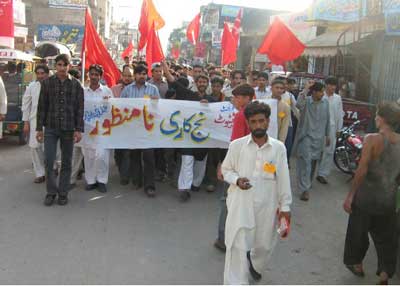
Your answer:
[0,49,37,144]
[334,120,364,175]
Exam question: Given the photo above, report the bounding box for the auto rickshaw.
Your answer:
[0,48,39,145]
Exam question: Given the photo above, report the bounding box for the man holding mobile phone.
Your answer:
[221,101,292,284]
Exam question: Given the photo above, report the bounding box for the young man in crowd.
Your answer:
[111,66,133,98]
[269,79,291,143]
[214,83,254,252]
[82,64,113,193]
[120,65,160,197]
[111,66,134,177]
[161,61,209,202]
[149,63,168,99]
[22,65,50,183]
[203,76,227,193]
[36,54,84,206]
[254,72,271,99]
[222,101,292,284]
[316,77,344,184]
[223,70,246,98]
[248,70,260,89]
[295,82,330,202]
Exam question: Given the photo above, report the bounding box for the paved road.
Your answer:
[0,137,399,284]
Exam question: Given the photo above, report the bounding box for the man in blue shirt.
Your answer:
[119,65,160,197]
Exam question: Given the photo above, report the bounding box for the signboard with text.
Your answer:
[48,0,87,9]
[37,24,84,44]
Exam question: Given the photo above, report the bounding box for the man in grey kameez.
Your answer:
[295,84,330,201]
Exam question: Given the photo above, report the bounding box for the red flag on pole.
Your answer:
[232,8,242,49]
[82,9,121,87]
[171,46,180,59]
[121,41,134,59]
[186,13,201,45]
[146,21,165,75]
[257,17,306,65]
[138,0,165,50]
[0,0,14,48]
[221,23,236,66]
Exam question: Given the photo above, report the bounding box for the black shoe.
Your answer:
[191,185,200,192]
[44,194,56,206]
[179,191,191,202]
[85,183,98,191]
[316,176,328,184]
[57,194,68,206]
[247,251,262,281]
[145,187,156,198]
[120,178,129,185]
[97,183,107,193]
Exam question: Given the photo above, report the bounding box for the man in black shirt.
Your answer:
[161,61,208,202]
[36,54,84,206]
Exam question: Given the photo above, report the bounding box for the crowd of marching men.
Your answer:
[1,53,400,284]
[14,54,344,205]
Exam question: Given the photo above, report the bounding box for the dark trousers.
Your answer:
[205,149,220,186]
[44,129,74,195]
[155,148,177,179]
[119,149,156,190]
[344,206,398,278]
[285,126,294,161]
[217,183,228,241]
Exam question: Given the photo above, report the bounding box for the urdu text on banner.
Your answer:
[80,98,278,149]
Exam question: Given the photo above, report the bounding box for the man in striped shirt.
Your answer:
[119,65,160,197]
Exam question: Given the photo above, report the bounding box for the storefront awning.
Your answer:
[303,29,357,57]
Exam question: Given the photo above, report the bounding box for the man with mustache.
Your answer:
[222,101,292,285]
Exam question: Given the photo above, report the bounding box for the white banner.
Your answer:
[81,98,278,149]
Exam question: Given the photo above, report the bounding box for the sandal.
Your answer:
[345,264,365,277]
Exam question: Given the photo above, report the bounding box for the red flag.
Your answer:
[221,23,236,66]
[257,17,305,65]
[0,0,14,48]
[186,13,201,45]
[82,9,120,87]
[121,41,134,59]
[171,46,180,59]
[232,8,242,48]
[146,21,164,75]
[138,0,165,50]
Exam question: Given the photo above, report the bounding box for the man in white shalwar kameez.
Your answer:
[222,101,292,285]
[82,64,112,193]
[316,77,344,184]
[0,76,7,139]
[21,65,50,183]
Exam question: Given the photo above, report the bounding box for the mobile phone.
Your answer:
[244,181,252,188]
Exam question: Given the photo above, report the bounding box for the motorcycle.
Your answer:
[334,120,364,175]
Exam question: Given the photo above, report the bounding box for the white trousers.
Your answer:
[318,127,337,178]
[82,147,110,184]
[70,146,83,184]
[31,147,45,178]
[178,155,207,190]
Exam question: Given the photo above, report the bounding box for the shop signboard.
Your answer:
[37,24,84,44]
[48,0,87,9]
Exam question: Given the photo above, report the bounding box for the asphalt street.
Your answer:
[0,137,399,284]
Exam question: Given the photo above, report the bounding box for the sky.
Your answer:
[113,0,314,51]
